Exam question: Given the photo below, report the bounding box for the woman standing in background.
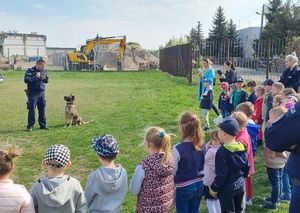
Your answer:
[197,58,215,101]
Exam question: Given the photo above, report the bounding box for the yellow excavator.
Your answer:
[67,35,126,70]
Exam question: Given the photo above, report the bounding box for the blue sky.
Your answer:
[0,0,271,49]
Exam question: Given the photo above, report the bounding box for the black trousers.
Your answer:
[218,187,244,213]
[26,91,46,128]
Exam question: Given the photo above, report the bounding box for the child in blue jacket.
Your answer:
[200,78,214,131]
[210,117,250,212]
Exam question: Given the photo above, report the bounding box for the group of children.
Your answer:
[1,110,253,213]
[200,72,300,211]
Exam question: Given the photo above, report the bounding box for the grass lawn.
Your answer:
[0,70,288,212]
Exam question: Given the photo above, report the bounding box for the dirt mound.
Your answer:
[122,43,158,70]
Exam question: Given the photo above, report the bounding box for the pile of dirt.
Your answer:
[122,43,158,70]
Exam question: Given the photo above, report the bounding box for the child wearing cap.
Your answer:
[130,126,175,213]
[231,112,255,207]
[0,145,34,213]
[209,117,250,213]
[85,134,127,213]
[200,77,214,131]
[30,144,87,213]
[172,112,206,212]
[218,82,230,118]
[230,76,248,113]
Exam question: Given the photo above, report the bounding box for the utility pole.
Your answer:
[256,4,265,71]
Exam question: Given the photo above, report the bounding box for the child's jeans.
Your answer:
[267,167,283,204]
[222,110,229,118]
[202,109,210,128]
[282,164,291,199]
[175,181,204,213]
[218,187,245,213]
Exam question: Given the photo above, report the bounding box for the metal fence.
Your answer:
[159,42,193,83]
[192,39,289,82]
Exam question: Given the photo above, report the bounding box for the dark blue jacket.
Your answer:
[200,86,213,110]
[218,92,229,111]
[248,91,257,105]
[24,66,49,92]
[220,69,237,84]
[265,102,300,179]
[174,143,206,184]
[279,65,300,92]
[210,144,250,193]
[246,122,260,156]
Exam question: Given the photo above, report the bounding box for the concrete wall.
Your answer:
[237,27,260,58]
[0,32,47,57]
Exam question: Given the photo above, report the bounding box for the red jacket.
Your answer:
[252,97,264,124]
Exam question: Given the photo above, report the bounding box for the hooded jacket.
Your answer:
[200,85,213,110]
[132,153,175,213]
[203,144,221,187]
[85,165,127,213]
[30,175,86,213]
[236,128,255,175]
[210,142,250,194]
[0,179,34,213]
[246,122,260,156]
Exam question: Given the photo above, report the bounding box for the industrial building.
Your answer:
[0,31,47,57]
[237,27,260,58]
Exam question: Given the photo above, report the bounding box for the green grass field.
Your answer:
[0,70,288,212]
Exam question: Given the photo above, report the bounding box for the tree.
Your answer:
[187,21,204,49]
[208,6,228,42]
[252,0,300,58]
[265,0,282,24]
[227,19,243,57]
[207,6,228,59]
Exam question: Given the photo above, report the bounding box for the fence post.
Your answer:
[266,39,271,79]
[189,42,193,84]
[227,40,230,61]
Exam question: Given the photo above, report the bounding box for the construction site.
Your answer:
[0,31,159,71]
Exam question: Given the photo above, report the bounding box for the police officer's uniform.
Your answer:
[24,66,49,130]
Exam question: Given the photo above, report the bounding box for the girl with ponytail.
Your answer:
[130,127,175,213]
[0,145,34,212]
[172,111,206,212]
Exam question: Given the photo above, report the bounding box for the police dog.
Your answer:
[64,94,93,127]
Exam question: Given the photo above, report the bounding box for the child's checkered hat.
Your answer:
[44,144,70,168]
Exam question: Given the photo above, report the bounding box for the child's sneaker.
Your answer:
[279,194,291,203]
[245,199,253,206]
[263,197,280,206]
[260,202,278,210]
[203,127,211,132]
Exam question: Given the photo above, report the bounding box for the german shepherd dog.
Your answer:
[64,94,93,127]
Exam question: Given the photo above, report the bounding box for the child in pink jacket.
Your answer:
[204,130,222,213]
[0,145,34,213]
[231,112,255,207]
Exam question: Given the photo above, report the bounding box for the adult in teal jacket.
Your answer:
[197,58,215,101]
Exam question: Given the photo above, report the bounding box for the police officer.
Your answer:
[279,52,300,92]
[24,59,49,132]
